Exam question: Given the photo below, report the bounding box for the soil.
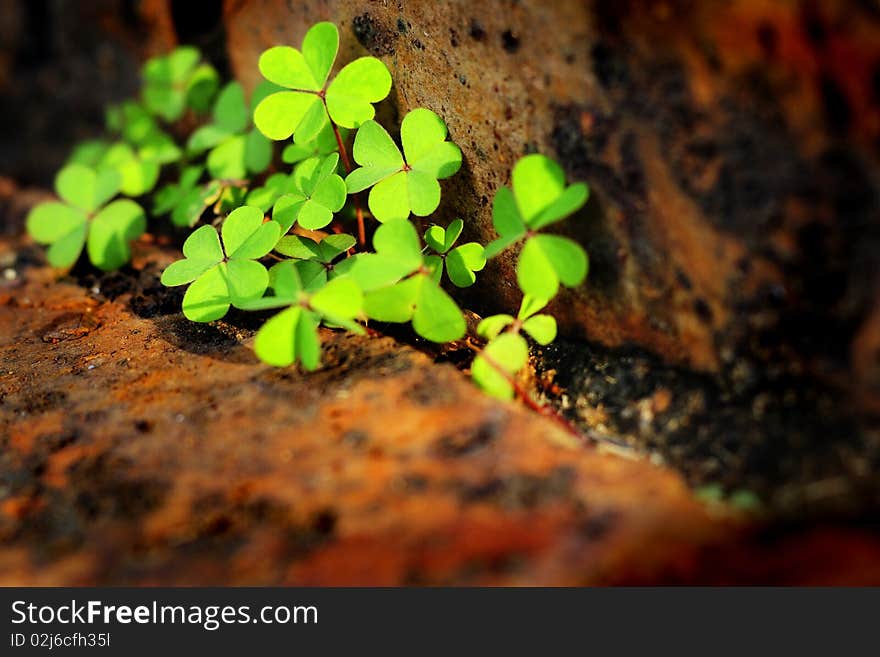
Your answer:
[537,340,880,517]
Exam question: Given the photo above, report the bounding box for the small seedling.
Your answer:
[142,46,219,121]
[160,205,280,321]
[26,164,145,270]
[471,296,557,399]
[270,153,347,231]
[187,81,274,181]
[424,218,486,287]
[253,22,391,142]
[485,153,589,300]
[344,109,462,222]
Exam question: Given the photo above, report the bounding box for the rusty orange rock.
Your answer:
[222,0,880,406]
[1,235,879,584]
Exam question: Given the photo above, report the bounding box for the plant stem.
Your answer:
[471,345,584,441]
[323,103,367,248]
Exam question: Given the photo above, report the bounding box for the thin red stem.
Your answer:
[323,100,366,248]
[474,346,583,441]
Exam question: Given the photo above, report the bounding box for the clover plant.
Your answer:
[27,22,594,427]
[239,261,363,368]
[344,109,462,222]
[160,205,280,321]
[187,81,274,181]
[253,22,391,143]
[106,101,182,164]
[471,296,557,399]
[270,154,347,231]
[485,154,589,299]
[142,46,219,121]
[88,102,183,198]
[423,219,486,287]
[349,220,466,343]
[153,166,222,227]
[26,164,145,270]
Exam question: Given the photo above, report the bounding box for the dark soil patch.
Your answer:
[536,338,880,516]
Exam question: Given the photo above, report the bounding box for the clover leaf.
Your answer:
[477,295,557,345]
[106,102,155,147]
[273,233,356,288]
[212,185,249,215]
[245,172,298,212]
[26,163,146,270]
[344,109,462,222]
[282,122,345,165]
[269,153,347,232]
[66,139,111,168]
[102,103,182,201]
[239,260,363,369]
[153,166,222,227]
[516,295,557,345]
[98,142,161,197]
[423,218,486,287]
[142,47,219,121]
[484,154,590,299]
[349,219,423,290]
[160,205,280,322]
[275,233,355,263]
[472,295,558,399]
[106,101,182,164]
[349,220,465,342]
[472,333,530,400]
[187,81,274,181]
[253,22,391,142]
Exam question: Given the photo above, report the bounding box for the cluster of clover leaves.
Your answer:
[25,22,589,404]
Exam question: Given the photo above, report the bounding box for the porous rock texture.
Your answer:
[223,0,880,519]
[2,0,880,584]
[2,234,880,585]
[0,235,722,585]
[225,0,880,398]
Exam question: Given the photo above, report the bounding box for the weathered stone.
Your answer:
[224,0,880,405]
[0,235,712,584]
[2,1,880,584]
[2,234,879,584]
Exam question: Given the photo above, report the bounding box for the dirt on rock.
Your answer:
[1,230,880,585]
[536,339,880,517]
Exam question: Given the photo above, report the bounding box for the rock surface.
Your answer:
[224,0,880,401]
[1,1,879,584]
[2,234,880,585]
[0,236,709,584]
